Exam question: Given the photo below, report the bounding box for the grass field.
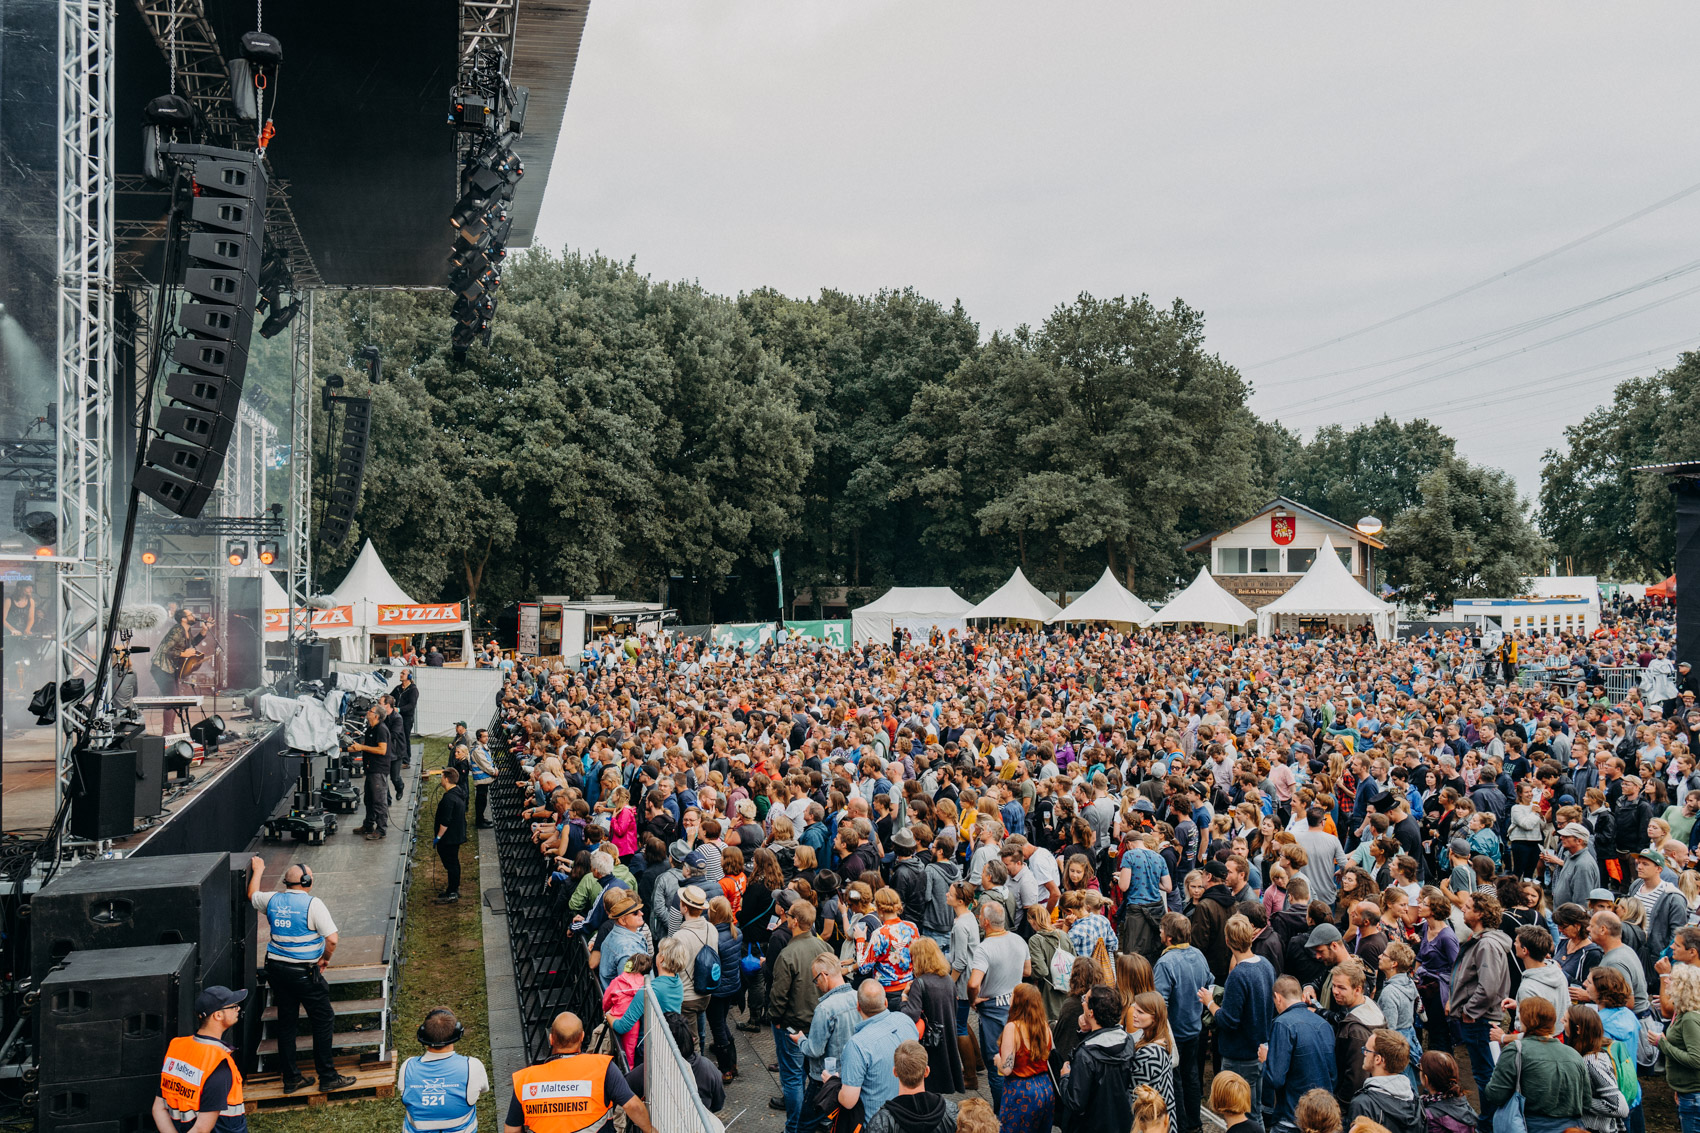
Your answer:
[263,738,495,1133]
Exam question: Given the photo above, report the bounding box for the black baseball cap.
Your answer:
[195,985,248,1017]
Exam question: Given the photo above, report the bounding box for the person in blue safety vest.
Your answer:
[246,856,358,1095]
[399,1008,488,1133]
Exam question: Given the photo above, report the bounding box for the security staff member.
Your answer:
[394,670,419,766]
[246,857,357,1094]
[349,705,391,841]
[470,729,496,829]
[434,767,469,903]
[153,985,248,1133]
[399,1008,487,1133]
[504,1012,654,1133]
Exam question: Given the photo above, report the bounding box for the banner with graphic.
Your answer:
[376,602,467,630]
[711,622,774,648]
[263,605,356,638]
[772,549,785,616]
[783,619,851,647]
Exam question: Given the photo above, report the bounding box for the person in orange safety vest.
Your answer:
[154,985,248,1133]
[504,1011,654,1133]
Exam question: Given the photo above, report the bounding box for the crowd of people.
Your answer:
[488,596,1700,1133]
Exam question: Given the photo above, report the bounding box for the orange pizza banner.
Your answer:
[264,606,355,633]
[376,602,465,629]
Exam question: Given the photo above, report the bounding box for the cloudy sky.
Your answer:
[536,2,1700,498]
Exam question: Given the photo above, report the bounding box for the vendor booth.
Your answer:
[328,540,474,663]
[968,567,1062,624]
[1144,567,1256,632]
[1048,567,1156,627]
[851,586,972,645]
[1256,536,1398,641]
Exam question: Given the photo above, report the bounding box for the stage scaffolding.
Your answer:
[55,0,116,800]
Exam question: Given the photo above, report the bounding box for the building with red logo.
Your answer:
[1182,497,1385,611]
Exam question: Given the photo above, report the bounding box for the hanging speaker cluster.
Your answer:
[317,397,371,550]
[136,146,267,518]
[447,131,523,360]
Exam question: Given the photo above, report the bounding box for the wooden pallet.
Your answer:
[243,1054,395,1113]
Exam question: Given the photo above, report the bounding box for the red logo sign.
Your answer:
[1271,515,1296,545]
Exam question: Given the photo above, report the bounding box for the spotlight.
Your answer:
[33,546,51,558]
[140,540,160,566]
[164,739,196,782]
[226,540,247,567]
[14,488,54,547]
[189,714,225,757]
[256,539,278,566]
[259,299,300,339]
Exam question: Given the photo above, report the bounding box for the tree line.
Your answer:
[309,248,1555,624]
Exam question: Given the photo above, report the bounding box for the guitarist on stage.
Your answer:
[152,608,206,696]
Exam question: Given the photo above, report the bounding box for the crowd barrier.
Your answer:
[487,707,605,1062]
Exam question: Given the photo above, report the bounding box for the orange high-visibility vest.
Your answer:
[511,1054,612,1133]
[160,1035,244,1120]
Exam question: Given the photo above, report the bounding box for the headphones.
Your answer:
[418,1008,464,1047]
[286,865,313,888]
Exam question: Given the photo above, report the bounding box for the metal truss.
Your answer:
[287,292,313,648]
[56,0,116,802]
[460,0,519,77]
[138,514,284,537]
[132,0,244,145]
[0,438,56,486]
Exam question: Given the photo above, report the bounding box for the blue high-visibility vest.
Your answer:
[400,1053,477,1133]
[265,890,325,962]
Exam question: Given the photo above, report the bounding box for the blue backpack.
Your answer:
[692,942,721,991]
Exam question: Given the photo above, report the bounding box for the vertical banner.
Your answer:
[517,603,540,655]
[772,548,785,619]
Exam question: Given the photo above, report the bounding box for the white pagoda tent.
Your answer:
[851,586,973,645]
[1256,535,1398,641]
[967,567,1062,624]
[1048,566,1157,626]
[1143,567,1256,631]
[329,539,416,632]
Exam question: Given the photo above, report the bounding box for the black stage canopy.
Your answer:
[115,0,586,287]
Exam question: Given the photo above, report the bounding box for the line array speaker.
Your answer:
[316,395,371,549]
[136,145,267,518]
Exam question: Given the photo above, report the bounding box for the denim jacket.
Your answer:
[798,982,860,1079]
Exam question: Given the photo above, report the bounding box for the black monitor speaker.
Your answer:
[225,576,262,689]
[68,746,137,841]
[131,735,165,819]
[296,640,329,684]
[35,943,197,1083]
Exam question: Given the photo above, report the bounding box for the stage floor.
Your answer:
[247,746,422,976]
[3,706,270,846]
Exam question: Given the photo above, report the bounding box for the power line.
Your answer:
[1254,256,1700,391]
[1275,278,1700,417]
[1250,174,1700,368]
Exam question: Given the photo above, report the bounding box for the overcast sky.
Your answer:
[535,2,1700,500]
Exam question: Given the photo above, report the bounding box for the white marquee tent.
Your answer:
[851,586,973,645]
[968,567,1062,623]
[1048,566,1157,626]
[1143,567,1256,630]
[328,540,472,660]
[1256,535,1397,641]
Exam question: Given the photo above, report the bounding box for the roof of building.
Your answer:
[1181,496,1388,554]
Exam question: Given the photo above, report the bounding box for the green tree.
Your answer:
[1276,415,1455,526]
[1537,353,1700,579]
[1382,454,1552,610]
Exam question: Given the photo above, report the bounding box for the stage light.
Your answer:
[257,539,278,565]
[14,488,55,546]
[164,739,196,781]
[259,299,300,339]
[140,541,160,566]
[189,714,225,757]
[33,546,51,558]
[226,540,247,566]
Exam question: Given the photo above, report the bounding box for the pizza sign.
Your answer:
[1271,515,1296,545]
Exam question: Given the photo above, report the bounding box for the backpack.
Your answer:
[692,942,721,992]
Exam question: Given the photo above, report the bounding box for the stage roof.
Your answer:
[115,0,588,287]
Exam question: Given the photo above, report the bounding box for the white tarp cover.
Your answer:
[1144,567,1257,629]
[851,586,973,645]
[968,566,1063,623]
[329,539,416,632]
[1048,566,1157,625]
[259,693,341,755]
[1256,535,1397,641]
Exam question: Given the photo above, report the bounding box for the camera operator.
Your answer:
[349,705,391,841]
